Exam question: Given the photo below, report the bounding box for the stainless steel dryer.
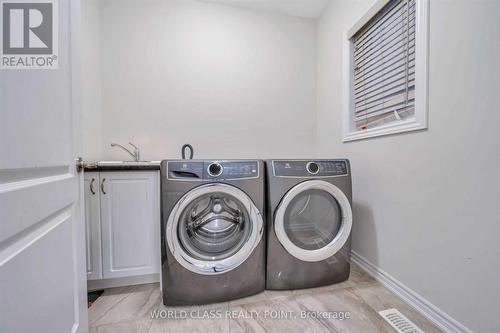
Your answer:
[266,159,353,290]
[160,160,265,305]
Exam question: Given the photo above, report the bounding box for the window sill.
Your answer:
[343,119,427,142]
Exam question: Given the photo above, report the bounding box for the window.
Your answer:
[343,0,429,141]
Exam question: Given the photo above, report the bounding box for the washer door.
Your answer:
[274,180,352,262]
[167,183,263,275]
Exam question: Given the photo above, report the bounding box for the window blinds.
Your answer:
[352,0,416,130]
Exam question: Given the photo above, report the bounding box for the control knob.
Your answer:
[306,162,320,175]
[208,162,223,177]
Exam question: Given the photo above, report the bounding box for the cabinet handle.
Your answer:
[90,178,96,195]
[101,178,106,195]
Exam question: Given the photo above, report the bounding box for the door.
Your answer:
[100,171,160,279]
[166,183,263,275]
[84,172,102,280]
[0,0,87,332]
[274,180,353,262]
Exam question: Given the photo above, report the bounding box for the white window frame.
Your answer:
[342,0,429,142]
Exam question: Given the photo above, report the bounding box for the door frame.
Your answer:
[70,0,88,331]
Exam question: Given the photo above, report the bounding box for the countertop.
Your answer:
[83,161,161,171]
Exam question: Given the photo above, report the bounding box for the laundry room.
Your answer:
[1,0,499,333]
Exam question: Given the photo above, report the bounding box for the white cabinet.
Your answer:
[83,171,160,282]
[84,172,102,280]
[100,172,160,278]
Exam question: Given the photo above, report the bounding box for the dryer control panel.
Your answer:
[273,160,348,177]
[167,160,259,180]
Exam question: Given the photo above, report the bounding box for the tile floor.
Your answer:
[88,264,442,333]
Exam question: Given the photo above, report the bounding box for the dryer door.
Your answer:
[274,180,352,262]
[166,183,263,275]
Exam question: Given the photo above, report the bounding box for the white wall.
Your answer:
[98,0,317,161]
[317,1,500,332]
[81,0,103,160]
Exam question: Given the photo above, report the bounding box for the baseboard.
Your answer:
[87,273,160,291]
[350,251,473,333]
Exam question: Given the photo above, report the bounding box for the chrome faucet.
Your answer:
[110,142,140,162]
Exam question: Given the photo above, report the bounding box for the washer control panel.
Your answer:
[167,160,259,180]
[204,161,259,179]
[273,160,348,177]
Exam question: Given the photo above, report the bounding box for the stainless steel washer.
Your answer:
[160,160,265,305]
[266,159,353,290]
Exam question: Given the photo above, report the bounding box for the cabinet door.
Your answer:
[100,171,160,279]
[84,172,103,280]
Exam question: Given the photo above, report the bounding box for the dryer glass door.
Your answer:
[167,183,263,275]
[274,180,352,262]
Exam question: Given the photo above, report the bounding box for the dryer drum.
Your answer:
[283,188,342,251]
[274,180,353,263]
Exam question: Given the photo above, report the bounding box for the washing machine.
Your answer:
[160,160,265,305]
[266,159,353,290]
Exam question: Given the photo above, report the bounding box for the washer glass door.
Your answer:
[274,180,352,262]
[167,183,263,275]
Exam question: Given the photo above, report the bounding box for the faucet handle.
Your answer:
[128,142,140,161]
